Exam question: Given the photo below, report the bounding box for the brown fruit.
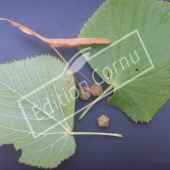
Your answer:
[78,86,91,100]
[90,83,103,96]
[97,115,110,127]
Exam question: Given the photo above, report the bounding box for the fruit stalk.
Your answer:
[51,46,93,85]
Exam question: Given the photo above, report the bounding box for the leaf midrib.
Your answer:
[0,80,68,131]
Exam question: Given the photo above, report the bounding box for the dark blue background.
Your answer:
[0,0,170,170]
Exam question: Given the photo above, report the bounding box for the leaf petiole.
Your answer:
[68,131,122,138]
[79,84,114,120]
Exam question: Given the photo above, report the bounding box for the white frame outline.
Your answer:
[17,29,154,138]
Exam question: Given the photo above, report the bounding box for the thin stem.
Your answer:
[73,74,81,89]
[79,84,114,120]
[76,69,93,85]
[68,131,122,138]
[51,46,93,85]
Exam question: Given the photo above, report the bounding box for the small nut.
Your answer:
[90,83,103,96]
[97,115,110,127]
[78,86,91,100]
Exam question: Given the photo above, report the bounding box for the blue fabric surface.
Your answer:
[0,0,170,169]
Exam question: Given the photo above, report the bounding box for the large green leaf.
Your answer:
[0,55,76,168]
[79,0,170,122]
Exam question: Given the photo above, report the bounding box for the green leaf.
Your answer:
[0,55,76,168]
[79,0,170,122]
